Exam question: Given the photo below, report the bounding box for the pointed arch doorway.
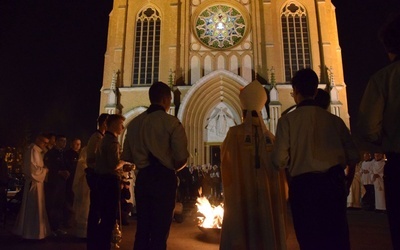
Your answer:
[177,69,247,166]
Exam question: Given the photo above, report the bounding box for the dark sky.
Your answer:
[0,1,113,146]
[0,1,399,146]
[332,1,400,127]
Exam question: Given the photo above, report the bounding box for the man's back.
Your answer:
[273,102,358,177]
[122,111,149,169]
[122,109,189,170]
[358,59,400,152]
[122,82,189,250]
[86,131,103,169]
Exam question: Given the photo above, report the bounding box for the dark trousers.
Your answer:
[384,153,400,250]
[289,165,350,250]
[134,164,177,250]
[86,171,101,250]
[361,184,375,210]
[45,178,66,231]
[96,175,120,250]
[64,178,75,227]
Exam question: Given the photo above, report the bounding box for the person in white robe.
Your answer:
[220,80,287,250]
[360,152,375,210]
[347,161,364,209]
[13,134,51,240]
[72,147,90,238]
[371,153,386,211]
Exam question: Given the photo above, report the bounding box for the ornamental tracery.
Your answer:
[195,5,246,49]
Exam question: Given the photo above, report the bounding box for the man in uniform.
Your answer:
[122,82,189,250]
[272,69,359,250]
[44,134,69,236]
[95,114,126,250]
[358,13,400,249]
[86,113,108,250]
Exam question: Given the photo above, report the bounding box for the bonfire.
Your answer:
[196,196,224,230]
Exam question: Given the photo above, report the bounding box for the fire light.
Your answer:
[196,196,224,229]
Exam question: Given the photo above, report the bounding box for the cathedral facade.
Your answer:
[99,0,349,166]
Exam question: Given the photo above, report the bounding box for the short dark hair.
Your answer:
[97,113,109,126]
[38,133,50,140]
[42,132,55,139]
[314,88,330,110]
[291,68,319,98]
[149,82,171,104]
[106,114,125,128]
[379,12,400,55]
[56,134,67,141]
[70,137,81,143]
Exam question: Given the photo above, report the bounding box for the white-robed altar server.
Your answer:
[360,152,375,210]
[72,147,90,238]
[347,161,363,209]
[13,134,51,240]
[371,153,386,211]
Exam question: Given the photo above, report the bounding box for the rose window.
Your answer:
[195,5,246,49]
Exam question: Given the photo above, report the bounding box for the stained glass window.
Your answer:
[133,7,161,85]
[281,2,311,82]
[195,5,246,49]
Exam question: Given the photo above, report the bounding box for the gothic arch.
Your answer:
[120,106,147,143]
[135,4,162,19]
[177,69,248,165]
[280,1,312,82]
[132,4,163,85]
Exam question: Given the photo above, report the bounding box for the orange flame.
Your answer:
[196,196,224,229]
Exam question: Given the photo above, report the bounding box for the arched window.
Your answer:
[133,7,161,85]
[281,2,311,82]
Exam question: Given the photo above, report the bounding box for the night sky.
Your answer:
[0,1,113,146]
[0,1,399,147]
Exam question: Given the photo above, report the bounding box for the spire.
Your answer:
[314,0,329,85]
[271,67,276,89]
[168,68,175,89]
[105,70,122,114]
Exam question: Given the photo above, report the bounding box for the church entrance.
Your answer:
[209,145,221,167]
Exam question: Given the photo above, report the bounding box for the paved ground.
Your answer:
[0,204,393,250]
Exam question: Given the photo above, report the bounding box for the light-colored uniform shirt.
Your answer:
[272,101,359,177]
[358,59,400,153]
[86,130,104,169]
[95,131,121,176]
[122,106,189,170]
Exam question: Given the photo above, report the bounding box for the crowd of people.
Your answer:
[177,163,222,203]
[347,152,387,212]
[10,133,83,239]
[2,11,399,250]
[9,115,135,246]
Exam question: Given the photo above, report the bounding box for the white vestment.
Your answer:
[360,161,373,185]
[72,147,90,238]
[13,143,51,239]
[371,159,386,210]
[347,163,364,208]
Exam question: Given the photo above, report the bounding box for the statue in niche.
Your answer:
[205,107,237,137]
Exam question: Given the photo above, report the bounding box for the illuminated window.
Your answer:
[133,7,161,85]
[195,5,246,49]
[281,2,311,82]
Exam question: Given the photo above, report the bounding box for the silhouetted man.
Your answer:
[44,134,69,236]
[358,13,400,250]
[272,69,359,250]
[122,82,189,250]
[86,113,108,250]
